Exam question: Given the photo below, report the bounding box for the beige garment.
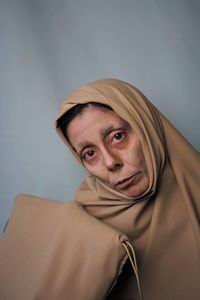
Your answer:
[0,194,131,300]
[0,78,200,300]
[55,79,200,299]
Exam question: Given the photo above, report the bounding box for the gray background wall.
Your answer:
[0,0,199,232]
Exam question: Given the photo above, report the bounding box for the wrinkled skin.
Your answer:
[67,107,149,198]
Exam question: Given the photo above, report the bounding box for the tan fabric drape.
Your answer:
[0,79,199,299]
[55,79,200,299]
[0,194,131,300]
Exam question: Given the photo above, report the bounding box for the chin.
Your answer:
[123,183,149,198]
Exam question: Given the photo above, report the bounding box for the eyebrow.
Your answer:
[101,125,116,140]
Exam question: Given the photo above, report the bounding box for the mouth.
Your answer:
[114,172,140,189]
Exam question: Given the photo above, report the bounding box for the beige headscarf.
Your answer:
[55,78,200,299]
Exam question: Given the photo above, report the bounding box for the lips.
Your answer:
[114,172,140,189]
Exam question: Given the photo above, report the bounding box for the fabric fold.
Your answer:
[0,194,131,300]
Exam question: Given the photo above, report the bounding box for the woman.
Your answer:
[0,78,199,300]
[55,78,200,299]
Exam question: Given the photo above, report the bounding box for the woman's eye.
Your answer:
[82,150,95,161]
[113,132,125,142]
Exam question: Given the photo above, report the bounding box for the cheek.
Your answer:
[84,162,107,178]
[124,138,146,165]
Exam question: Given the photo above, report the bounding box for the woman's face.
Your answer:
[67,107,149,198]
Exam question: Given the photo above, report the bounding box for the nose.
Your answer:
[102,148,123,171]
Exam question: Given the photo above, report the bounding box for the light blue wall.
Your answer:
[0,0,199,231]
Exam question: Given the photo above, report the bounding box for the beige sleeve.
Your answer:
[0,194,128,300]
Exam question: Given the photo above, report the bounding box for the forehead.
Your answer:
[66,106,129,148]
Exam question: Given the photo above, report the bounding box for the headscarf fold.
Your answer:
[55,78,200,299]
